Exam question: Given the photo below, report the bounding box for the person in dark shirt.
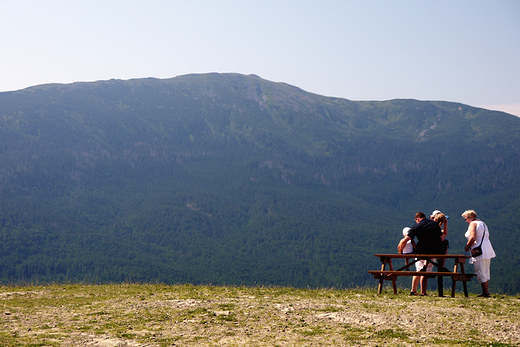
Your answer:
[398,212,443,295]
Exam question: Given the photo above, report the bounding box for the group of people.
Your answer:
[397,209,496,297]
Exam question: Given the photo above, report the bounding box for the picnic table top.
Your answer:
[375,254,470,259]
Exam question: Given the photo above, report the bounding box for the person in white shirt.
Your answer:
[462,210,496,298]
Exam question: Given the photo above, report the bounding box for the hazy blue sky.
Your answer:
[1,1,519,115]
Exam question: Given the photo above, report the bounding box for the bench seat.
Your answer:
[368,270,474,281]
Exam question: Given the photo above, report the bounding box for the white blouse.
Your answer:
[465,220,496,263]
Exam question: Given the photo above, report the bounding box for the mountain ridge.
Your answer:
[1,73,519,293]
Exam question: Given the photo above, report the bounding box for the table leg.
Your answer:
[451,279,457,297]
[463,281,468,297]
[388,259,397,294]
[434,259,444,296]
[460,263,469,297]
[451,260,459,297]
[378,258,388,294]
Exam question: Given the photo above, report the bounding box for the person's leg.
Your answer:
[411,276,420,294]
[420,276,428,295]
[439,258,446,269]
[411,258,424,295]
[440,240,449,268]
[419,260,434,295]
[474,259,491,296]
[477,259,491,296]
[481,281,489,296]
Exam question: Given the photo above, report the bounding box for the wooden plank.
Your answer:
[375,254,469,259]
[368,271,474,280]
[368,271,470,276]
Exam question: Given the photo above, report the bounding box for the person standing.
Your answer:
[462,210,496,297]
[430,210,449,252]
[431,211,449,267]
[398,212,443,296]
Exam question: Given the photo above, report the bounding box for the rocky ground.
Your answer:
[1,284,519,346]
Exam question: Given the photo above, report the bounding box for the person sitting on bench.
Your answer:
[399,227,416,265]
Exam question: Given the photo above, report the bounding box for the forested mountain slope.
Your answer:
[1,73,519,293]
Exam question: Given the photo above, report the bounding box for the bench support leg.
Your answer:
[451,280,457,297]
[460,263,469,297]
[386,259,398,294]
[378,278,384,294]
[452,261,459,297]
[376,275,397,294]
[377,257,398,294]
[378,260,386,294]
[463,281,469,297]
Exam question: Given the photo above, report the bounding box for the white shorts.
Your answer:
[473,258,491,283]
[415,258,435,272]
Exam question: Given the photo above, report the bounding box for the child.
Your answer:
[399,226,419,295]
[400,227,415,254]
[399,227,415,266]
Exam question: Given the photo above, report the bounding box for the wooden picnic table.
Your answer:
[368,254,474,297]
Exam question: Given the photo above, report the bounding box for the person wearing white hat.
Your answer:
[399,226,416,266]
[398,226,419,295]
[430,210,442,218]
[400,227,415,256]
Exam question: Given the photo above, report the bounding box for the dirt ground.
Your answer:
[1,285,519,346]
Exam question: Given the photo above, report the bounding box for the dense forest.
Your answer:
[1,73,519,294]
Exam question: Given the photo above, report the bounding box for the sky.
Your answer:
[1,1,519,116]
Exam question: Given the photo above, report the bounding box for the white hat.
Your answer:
[431,210,441,216]
[402,227,411,237]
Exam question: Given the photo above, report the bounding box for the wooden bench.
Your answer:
[368,254,475,297]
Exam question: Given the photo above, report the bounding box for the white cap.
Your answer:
[431,210,441,216]
[402,227,411,237]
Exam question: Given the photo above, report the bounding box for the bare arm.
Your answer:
[464,222,477,251]
[398,236,412,254]
[440,220,448,241]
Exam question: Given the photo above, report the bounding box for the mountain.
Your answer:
[1,73,519,293]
